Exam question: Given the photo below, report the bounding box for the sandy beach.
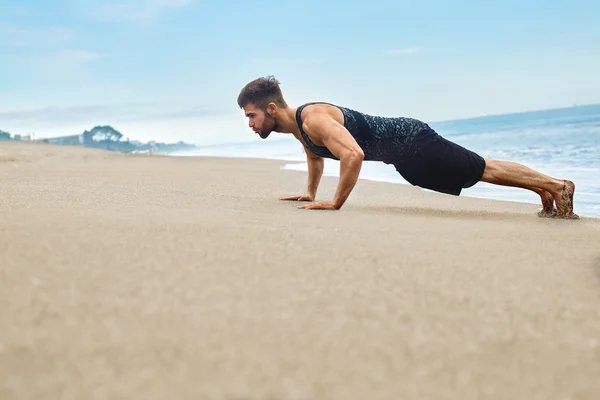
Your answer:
[1,141,599,400]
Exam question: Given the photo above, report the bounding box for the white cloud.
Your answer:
[95,0,192,23]
[0,102,234,145]
[0,102,223,129]
[0,24,76,49]
[384,46,423,56]
[56,50,107,63]
[38,49,107,75]
[17,49,108,83]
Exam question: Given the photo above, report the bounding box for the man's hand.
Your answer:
[280,195,313,201]
[297,201,337,210]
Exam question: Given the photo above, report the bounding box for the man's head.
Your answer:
[237,75,288,139]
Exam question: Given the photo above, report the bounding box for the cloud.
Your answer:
[16,49,107,83]
[0,102,234,144]
[384,46,423,56]
[0,103,225,127]
[11,41,30,48]
[0,22,104,84]
[0,24,76,49]
[54,50,107,63]
[94,0,192,23]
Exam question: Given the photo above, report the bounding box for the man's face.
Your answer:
[244,103,276,139]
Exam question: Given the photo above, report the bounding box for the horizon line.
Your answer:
[431,102,600,124]
[2,102,598,141]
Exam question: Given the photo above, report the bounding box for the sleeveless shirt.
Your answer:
[295,102,431,164]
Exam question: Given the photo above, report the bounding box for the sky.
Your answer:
[1,0,599,145]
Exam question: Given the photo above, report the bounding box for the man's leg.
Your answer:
[480,159,578,219]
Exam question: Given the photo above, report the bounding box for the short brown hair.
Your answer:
[237,75,288,111]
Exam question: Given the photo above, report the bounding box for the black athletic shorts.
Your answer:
[393,128,486,196]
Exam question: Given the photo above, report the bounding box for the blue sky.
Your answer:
[1,0,599,145]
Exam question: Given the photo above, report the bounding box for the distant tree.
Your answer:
[0,130,12,140]
[84,125,123,142]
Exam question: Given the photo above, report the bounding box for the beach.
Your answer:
[1,141,600,400]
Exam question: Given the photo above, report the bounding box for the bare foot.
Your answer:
[553,180,579,219]
[537,190,557,218]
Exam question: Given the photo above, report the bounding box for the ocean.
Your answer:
[171,104,600,218]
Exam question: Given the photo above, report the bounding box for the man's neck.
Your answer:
[274,106,299,134]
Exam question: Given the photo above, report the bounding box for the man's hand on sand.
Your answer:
[297,201,337,210]
[280,195,338,210]
[280,195,314,201]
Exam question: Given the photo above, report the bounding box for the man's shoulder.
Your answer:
[300,102,337,113]
[300,102,347,120]
[300,103,345,126]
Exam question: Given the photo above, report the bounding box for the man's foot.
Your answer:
[553,180,579,219]
[538,208,557,218]
[537,191,557,218]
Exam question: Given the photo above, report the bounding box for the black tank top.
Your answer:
[295,102,431,164]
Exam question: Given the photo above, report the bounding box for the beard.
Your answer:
[258,115,279,139]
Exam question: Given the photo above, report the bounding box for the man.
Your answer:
[237,76,578,219]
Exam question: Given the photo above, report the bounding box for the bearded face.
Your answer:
[244,103,279,139]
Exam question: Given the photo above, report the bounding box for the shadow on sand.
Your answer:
[352,204,543,221]
[351,203,598,222]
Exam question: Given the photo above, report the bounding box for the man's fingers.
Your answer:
[298,203,320,209]
[280,195,312,201]
[298,201,336,210]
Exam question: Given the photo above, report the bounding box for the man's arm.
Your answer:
[280,144,324,202]
[302,112,364,209]
[305,149,324,200]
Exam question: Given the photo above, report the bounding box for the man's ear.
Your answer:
[266,102,277,115]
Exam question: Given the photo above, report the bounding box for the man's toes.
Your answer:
[556,212,580,220]
[538,208,557,218]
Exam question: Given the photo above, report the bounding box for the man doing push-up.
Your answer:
[237,76,578,219]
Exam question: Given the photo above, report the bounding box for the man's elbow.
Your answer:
[349,147,365,162]
[344,147,364,165]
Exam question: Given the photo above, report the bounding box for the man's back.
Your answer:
[296,102,432,163]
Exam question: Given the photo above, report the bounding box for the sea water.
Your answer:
[172,104,600,218]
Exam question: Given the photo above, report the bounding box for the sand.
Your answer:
[1,141,600,400]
